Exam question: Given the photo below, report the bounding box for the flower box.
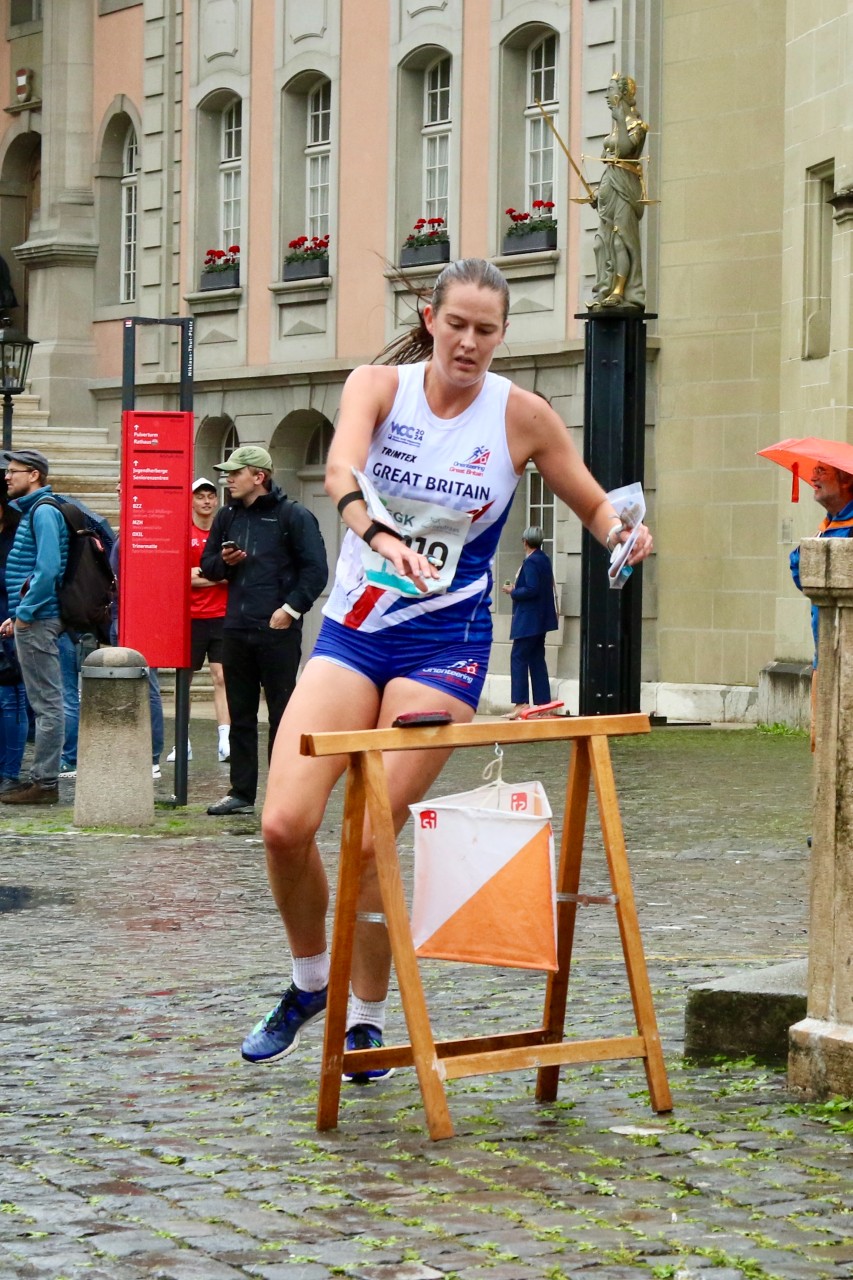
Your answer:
[200,266,239,290]
[502,225,558,255]
[400,241,451,269]
[283,257,330,282]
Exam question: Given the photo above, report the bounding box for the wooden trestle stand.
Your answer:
[300,712,672,1141]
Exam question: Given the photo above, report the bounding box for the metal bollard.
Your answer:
[74,647,154,828]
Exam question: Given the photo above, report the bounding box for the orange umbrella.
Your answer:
[757,437,853,502]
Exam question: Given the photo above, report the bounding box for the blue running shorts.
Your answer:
[311,616,491,710]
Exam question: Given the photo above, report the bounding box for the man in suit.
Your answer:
[502,525,558,718]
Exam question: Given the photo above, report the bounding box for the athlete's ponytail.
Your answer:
[375,258,510,367]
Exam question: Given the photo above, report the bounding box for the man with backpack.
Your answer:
[200,446,328,815]
[0,448,68,804]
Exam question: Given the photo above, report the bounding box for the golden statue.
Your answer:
[590,73,649,311]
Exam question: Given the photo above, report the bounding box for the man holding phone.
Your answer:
[200,446,328,815]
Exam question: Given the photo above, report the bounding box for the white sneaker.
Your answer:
[152,764,162,780]
[166,741,192,762]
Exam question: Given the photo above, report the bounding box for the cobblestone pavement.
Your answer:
[2,723,852,1280]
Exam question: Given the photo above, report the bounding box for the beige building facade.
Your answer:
[0,0,848,717]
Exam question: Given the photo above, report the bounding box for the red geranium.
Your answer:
[402,215,450,249]
[284,233,330,264]
[504,202,557,239]
[203,245,240,271]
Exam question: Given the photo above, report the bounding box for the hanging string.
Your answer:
[791,462,800,503]
[481,743,504,786]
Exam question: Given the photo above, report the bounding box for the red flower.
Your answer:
[284,230,331,265]
[504,202,557,240]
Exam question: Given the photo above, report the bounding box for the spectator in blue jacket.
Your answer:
[502,525,558,718]
[0,448,68,804]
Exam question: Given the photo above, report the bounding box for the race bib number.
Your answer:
[354,469,471,597]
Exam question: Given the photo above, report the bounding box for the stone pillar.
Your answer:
[788,536,853,1097]
[74,648,154,830]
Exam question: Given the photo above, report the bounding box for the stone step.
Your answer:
[47,460,119,478]
[37,446,118,461]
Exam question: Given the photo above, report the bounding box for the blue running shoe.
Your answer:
[241,983,327,1063]
[342,1023,395,1084]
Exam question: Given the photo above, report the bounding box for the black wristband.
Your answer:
[363,520,403,548]
[337,489,364,516]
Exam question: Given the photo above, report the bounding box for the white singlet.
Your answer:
[324,362,520,637]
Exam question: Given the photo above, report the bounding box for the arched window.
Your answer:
[525,34,557,212]
[395,47,456,255]
[306,81,331,239]
[282,74,335,266]
[497,26,561,250]
[305,420,334,466]
[526,464,555,560]
[120,126,138,304]
[422,56,451,223]
[95,105,142,310]
[220,100,242,249]
[221,422,239,464]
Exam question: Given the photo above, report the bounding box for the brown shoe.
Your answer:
[0,782,59,805]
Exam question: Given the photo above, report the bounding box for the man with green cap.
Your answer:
[201,446,328,815]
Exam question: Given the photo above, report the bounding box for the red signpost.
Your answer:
[119,410,194,669]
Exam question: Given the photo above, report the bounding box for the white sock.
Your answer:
[292,950,330,993]
[347,995,386,1033]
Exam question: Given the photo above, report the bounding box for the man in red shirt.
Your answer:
[169,478,230,763]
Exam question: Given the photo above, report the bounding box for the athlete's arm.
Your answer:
[506,385,652,565]
[325,364,439,588]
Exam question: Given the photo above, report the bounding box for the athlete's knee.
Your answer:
[262,796,318,860]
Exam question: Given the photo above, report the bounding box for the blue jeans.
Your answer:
[0,681,28,780]
[59,630,80,768]
[14,617,64,786]
[149,667,164,765]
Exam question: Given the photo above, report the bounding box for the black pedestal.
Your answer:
[577,311,653,716]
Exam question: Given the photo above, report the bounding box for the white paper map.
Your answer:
[606,482,645,591]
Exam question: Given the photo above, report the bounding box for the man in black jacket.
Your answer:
[200,447,328,815]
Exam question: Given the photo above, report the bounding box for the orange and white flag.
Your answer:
[410,781,557,971]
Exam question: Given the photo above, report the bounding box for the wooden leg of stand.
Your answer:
[589,735,673,1113]
[361,749,455,1141]
[537,738,591,1102]
[317,759,366,1131]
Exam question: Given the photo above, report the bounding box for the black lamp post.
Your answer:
[0,327,37,453]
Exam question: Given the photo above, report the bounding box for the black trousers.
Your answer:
[222,627,301,804]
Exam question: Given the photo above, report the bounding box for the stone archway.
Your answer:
[270,408,337,657]
[0,126,41,331]
[194,415,238,501]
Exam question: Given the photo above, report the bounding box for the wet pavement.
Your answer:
[2,717,852,1280]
